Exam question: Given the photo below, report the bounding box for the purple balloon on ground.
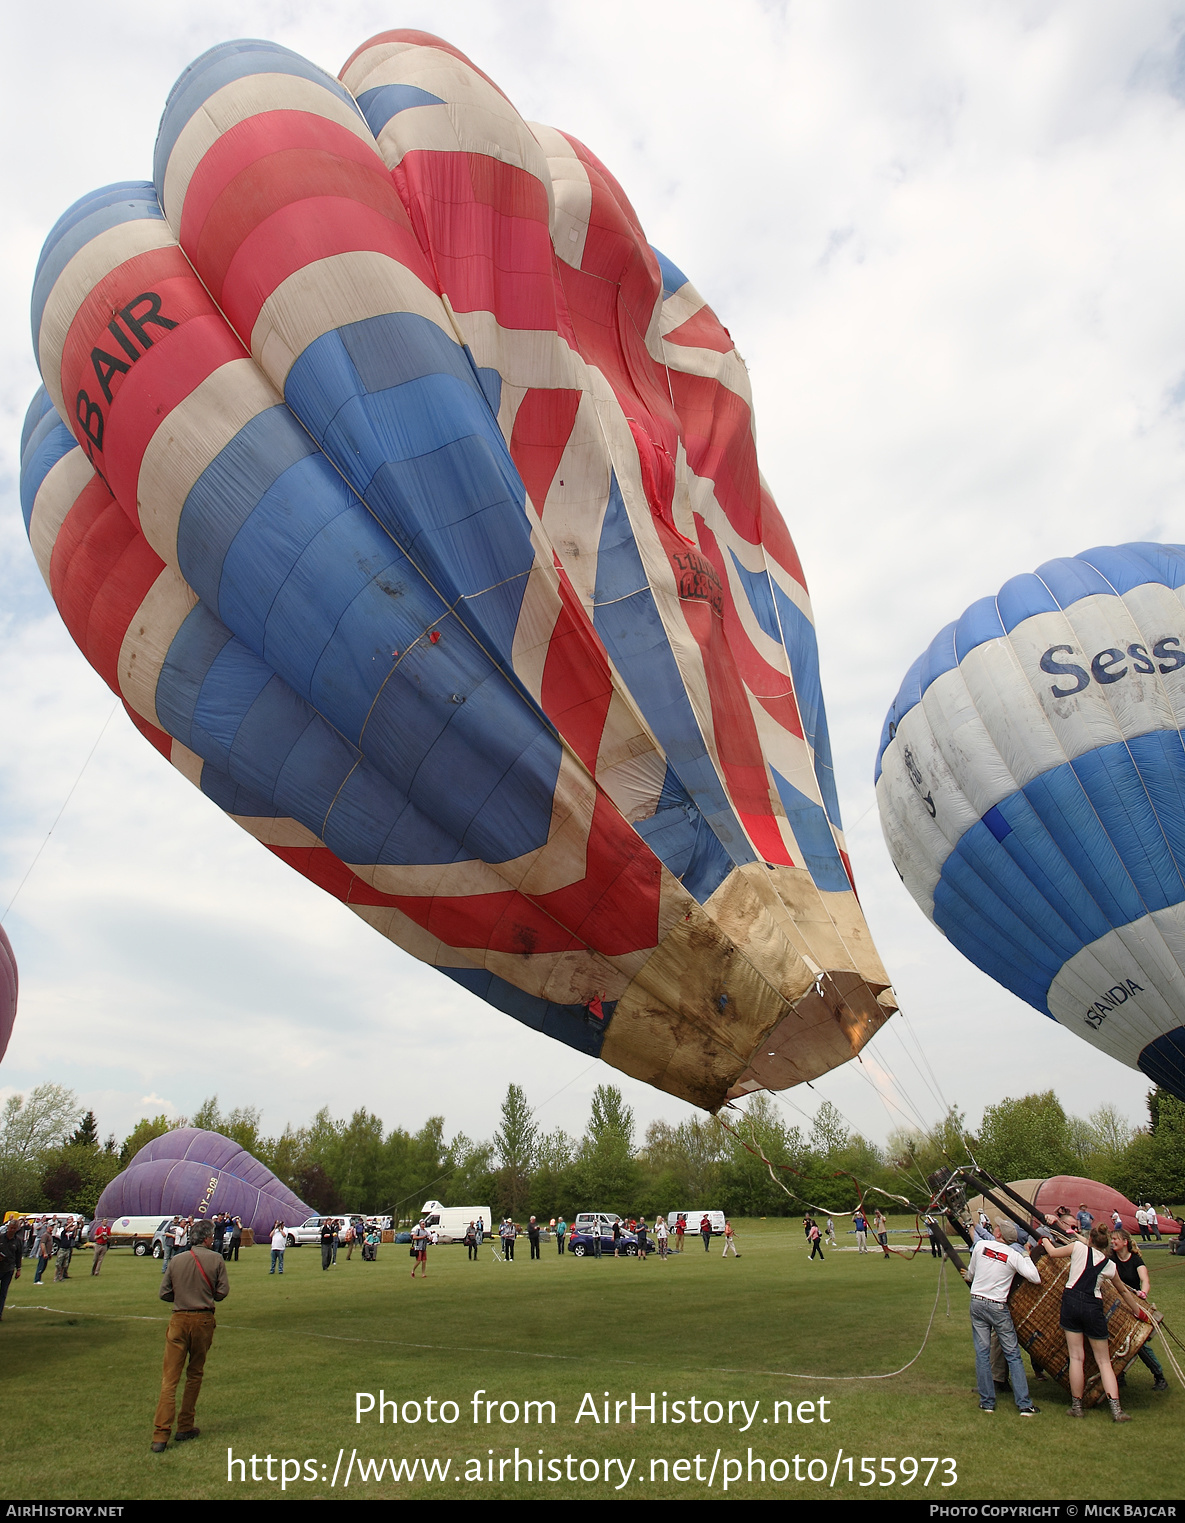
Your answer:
[95,1128,312,1242]
[0,925,16,1064]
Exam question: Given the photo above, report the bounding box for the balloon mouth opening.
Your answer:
[723,977,896,1102]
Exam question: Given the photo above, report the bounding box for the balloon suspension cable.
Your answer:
[718,1105,926,1248]
[1,701,119,924]
[1155,1321,1185,1389]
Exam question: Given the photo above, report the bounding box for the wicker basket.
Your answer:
[1008,1254,1152,1406]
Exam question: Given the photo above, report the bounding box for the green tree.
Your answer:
[446,1139,498,1212]
[571,1085,641,1214]
[68,1110,99,1148]
[494,1084,538,1219]
[808,1100,850,1157]
[331,1109,385,1209]
[974,1091,1076,1181]
[885,1106,971,1190]
[1112,1090,1185,1205]
[715,1094,806,1215]
[0,1084,81,1208]
[639,1117,725,1215]
[39,1141,121,1217]
[222,1105,263,1157]
[527,1127,576,1220]
[190,1095,223,1132]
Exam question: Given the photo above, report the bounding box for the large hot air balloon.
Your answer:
[19,31,894,1110]
[877,543,1185,1101]
[0,925,16,1063]
[95,1128,312,1243]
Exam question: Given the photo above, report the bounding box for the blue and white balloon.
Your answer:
[876,543,1185,1100]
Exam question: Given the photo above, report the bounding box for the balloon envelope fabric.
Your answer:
[876,543,1185,1101]
[95,1128,311,1242]
[0,926,15,1064]
[20,31,893,1110]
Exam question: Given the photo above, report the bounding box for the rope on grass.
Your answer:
[9,1266,951,1385]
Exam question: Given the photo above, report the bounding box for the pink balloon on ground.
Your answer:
[969,1173,1180,1236]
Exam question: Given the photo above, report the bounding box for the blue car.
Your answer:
[568,1229,650,1258]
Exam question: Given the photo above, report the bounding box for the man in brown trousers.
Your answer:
[152,1218,229,1451]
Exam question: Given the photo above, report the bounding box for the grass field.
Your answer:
[5,1217,1183,1501]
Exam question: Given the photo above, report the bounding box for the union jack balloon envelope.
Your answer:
[20,32,894,1110]
[877,544,1185,1102]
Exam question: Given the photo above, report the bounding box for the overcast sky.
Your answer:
[2,0,1183,1156]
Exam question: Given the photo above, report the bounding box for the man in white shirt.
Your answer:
[967,1219,1041,1415]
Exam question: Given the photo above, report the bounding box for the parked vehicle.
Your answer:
[282,1213,390,1247]
[568,1227,648,1258]
[420,1201,492,1243]
[108,1215,171,1255]
[669,1210,725,1236]
[573,1211,623,1236]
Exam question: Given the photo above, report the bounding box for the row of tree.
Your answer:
[2,1078,1183,1223]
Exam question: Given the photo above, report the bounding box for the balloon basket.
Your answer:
[1008,1255,1153,1406]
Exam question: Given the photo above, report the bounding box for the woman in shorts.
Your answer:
[1046,1222,1147,1420]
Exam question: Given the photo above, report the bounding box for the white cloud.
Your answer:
[1,0,1181,1150]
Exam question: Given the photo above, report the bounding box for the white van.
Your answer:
[108,1215,171,1255]
[669,1210,726,1236]
[574,1212,622,1236]
[420,1201,492,1244]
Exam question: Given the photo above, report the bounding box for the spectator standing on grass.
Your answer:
[1077,1203,1094,1234]
[1046,1223,1149,1421]
[966,1219,1040,1416]
[269,1222,286,1275]
[500,1217,516,1261]
[1109,1229,1169,1393]
[826,1217,836,1248]
[33,1220,52,1285]
[211,1215,226,1256]
[53,1221,74,1282]
[1146,1205,1161,1241]
[152,1217,229,1452]
[1136,1205,1149,1242]
[160,1216,178,1276]
[0,1217,24,1319]
[700,1214,712,1253]
[320,1218,335,1271]
[853,1208,868,1253]
[556,1217,567,1256]
[464,1222,478,1261]
[613,1219,622,1258]
[808,1219,824,1261]
[722,1220,739,1259]
[674,1215,685,1253]
[656,1216,669,1260]
[528,1216,541,1260]
[636,1218,649,1260]
[226,1218,242,1262]
[475,1218,483,1248]
[410,1219,429,1279]
[91,1220,111,1276]
[873,1209,890,1259]
[332,1220,341,1266]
